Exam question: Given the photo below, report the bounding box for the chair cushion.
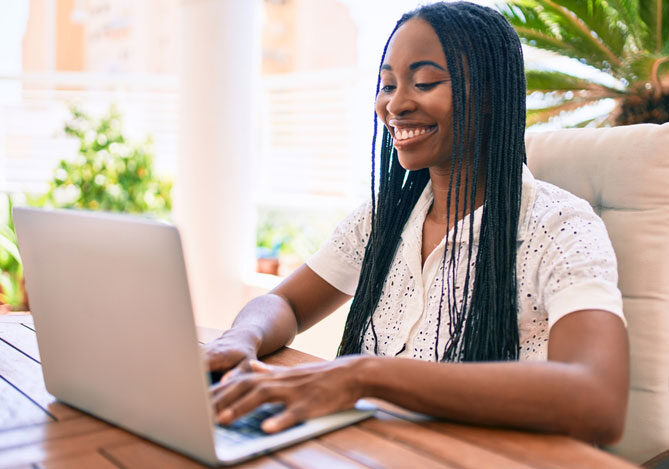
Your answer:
[525,123,669,463]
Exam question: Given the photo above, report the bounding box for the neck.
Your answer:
[427,161,486,225]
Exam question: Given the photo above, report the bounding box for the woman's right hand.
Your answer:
[203,326,262,380]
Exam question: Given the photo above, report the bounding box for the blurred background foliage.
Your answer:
[255,206,347,276]
[0,195,24,311]
[32,106,172,215]
[0,105,173,311]
[500,0,669,127]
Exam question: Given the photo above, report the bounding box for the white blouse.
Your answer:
[307,165,625,361]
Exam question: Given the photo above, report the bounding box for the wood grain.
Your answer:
[263,347,323,367]
[103,440,289,469]
[0,323,41,363]
[0,416,109,452]
[0,374,51,429]
[274,439,368,468]
[36,451,119,469]
[318,425,456,469]
[361,412,535,469]
[0,428,137,468]
[424,420,639,469]
[0,337,77,421]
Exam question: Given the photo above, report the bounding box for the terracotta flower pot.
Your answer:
[256,257,279,275]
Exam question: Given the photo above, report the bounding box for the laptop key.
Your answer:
[215,403,286,445]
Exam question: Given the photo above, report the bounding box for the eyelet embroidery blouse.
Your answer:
[306,165,625,361]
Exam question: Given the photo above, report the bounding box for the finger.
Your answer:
[261,405,307,433]
[217,383,284,426]
[221,359,254,383]
[211,376,257,415]
[249,360,280,373]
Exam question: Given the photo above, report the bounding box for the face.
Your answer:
[375,17,454,171]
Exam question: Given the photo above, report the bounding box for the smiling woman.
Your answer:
[205,1,629,446]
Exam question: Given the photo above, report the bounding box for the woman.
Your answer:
[206,1,628,444]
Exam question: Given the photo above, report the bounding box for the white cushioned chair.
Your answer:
[525,122,669,466]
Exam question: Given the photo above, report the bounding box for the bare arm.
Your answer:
[212,309,629,445]
[357,309,629,444]
[205,264,351,371]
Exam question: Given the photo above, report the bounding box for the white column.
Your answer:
[176,0,260,328]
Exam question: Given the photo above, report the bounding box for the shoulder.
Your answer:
[531,179,597,223]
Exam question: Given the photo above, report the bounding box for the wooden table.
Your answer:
[0,313,639,469]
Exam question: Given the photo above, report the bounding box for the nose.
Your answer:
[385,85,416,117]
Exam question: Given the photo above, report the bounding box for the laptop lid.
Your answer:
[13,207,220,466]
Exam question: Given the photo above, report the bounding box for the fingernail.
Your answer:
[219,409,233,423]
[262,418,277,433]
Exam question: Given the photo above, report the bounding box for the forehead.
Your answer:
[383,17,446,68]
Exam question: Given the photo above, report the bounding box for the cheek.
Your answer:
[375,96,387,121]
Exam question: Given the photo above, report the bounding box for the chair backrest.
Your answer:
[525,123,669,463]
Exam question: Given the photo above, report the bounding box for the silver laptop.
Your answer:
[13,206,374,466]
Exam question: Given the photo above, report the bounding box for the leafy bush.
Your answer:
[0,105,172,311]
[0,195,26,311]
[35,105,172,215]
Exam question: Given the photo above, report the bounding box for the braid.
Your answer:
[338,2,526,362]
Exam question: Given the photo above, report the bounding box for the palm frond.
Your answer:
[544,0,629,58]
[525,69,625,95]
[608,0,645,47]
[526,96,608,125]
[504,1,624,74]
[638,0,669,52]
[626,52,668,80]
[501,4,583,58]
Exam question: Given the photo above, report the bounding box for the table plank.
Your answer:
[36,451,119,469]
[0,323,41,363]
[0,375,51,429]
[0,428,137,468]
[0,335,78,423]
[103,439,289,469]
[361,413,535,469]
[0,416,109,452]
[274,440,368,468]
[424,420,639,469]
[0,314,32,324]
[318,425,456,469]
[263,348,323,367]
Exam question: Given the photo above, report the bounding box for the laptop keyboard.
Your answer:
[215,403,295,445]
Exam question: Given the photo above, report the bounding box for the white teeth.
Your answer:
[394,127,431,141]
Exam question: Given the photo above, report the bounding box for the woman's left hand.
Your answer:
[210,356,365,433]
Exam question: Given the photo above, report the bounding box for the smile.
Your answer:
[391,125,437,148]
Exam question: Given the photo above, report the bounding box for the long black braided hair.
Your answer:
[337,2,527,362]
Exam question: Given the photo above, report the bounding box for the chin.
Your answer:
[396,153,428,172]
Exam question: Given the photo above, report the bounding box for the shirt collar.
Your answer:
[402,164,537,246]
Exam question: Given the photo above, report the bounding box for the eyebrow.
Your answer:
[380,60,447,72]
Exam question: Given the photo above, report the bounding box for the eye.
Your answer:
[415,81,443,91]
[380,84,396,93]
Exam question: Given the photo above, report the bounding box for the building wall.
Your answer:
[56,0,84,71]
[22,0,52,72]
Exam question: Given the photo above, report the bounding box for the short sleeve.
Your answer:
[538,197,625,328]
[306,201,372,296]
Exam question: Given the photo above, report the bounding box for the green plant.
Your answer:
[0,105,173,311]
[256,214,297,259]
[500,0,669,126]
[0,194,27,311]
[37,105,172,215]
